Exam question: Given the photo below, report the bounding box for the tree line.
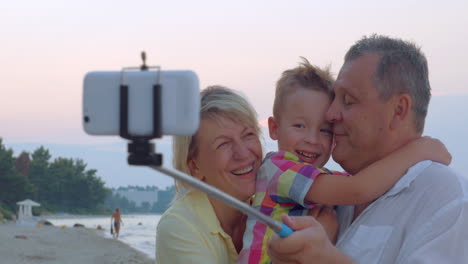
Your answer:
[0,138,109,217]
[0,138,175,219]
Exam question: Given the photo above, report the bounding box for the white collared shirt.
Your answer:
[336,161,468,263]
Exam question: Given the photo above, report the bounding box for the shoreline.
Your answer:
[0,222,153,264]
[42,213,161,259]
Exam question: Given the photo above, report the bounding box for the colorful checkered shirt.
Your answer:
[238,151,346,264]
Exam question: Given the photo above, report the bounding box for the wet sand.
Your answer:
[0,223,153,264]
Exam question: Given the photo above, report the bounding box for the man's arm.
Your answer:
[306,136,451,205]
[268,215,355,264]
[308,205,339,244]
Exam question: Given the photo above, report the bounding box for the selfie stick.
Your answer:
[119,53,293,237]
[153,166,293,237]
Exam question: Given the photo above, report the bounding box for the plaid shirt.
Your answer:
[238,151,347,264]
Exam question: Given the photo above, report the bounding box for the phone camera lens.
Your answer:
[84,116,90,123]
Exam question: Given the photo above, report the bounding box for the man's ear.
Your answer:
[390,94,411,130]
[268,116,279,140]
[188,159,204,181]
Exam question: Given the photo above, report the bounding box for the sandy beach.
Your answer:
[0,223,153,264]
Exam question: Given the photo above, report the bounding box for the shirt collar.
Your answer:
[384,160,433,197]
[189,190,230,238]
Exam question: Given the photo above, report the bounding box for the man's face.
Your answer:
[326,54,394,174]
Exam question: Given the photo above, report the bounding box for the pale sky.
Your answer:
[1,1,468,187]
[0,0,468,143]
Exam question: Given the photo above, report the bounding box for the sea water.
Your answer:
[46,214,161,259]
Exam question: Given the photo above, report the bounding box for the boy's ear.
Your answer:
[389,94,411,130]
[188,159,204,181]
[268,116,279,140]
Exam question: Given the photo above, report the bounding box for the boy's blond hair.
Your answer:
[273,57,335,118]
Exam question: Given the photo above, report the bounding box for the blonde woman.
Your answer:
[156,86,263,263]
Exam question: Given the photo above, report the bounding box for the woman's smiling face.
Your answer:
[189,116,263,201]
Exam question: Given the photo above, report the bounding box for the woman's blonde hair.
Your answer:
[172,85,260,195]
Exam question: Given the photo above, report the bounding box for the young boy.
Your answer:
[237,58,450,264]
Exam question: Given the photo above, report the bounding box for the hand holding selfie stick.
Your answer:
[117,53,292,237]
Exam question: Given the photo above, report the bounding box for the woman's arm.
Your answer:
[307,136,451,205]
[156,213,218,263]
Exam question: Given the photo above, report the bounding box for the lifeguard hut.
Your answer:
[16,199,40,222]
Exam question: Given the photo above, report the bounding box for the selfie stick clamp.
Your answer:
[119,52,163,166]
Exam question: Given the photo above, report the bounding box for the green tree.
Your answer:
[0,142,110,214]
[29,146,51,201]
[44,157,108,212]
[79,167,108,209]
[0,139,33,211]
[15,152,31,177]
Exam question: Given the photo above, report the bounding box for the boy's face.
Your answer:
[269,87,333,167]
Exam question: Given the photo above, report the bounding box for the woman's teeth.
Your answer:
[232,165,253,175]
[297,151,319,159]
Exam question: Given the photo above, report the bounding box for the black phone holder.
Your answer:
[119,52,163,166]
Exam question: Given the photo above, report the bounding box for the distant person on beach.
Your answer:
[237,58,451,264]
[111,208,123,239]
[267,35,468,263]
[156,86,263,263]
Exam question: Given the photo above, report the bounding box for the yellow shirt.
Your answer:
[156,190,238,263]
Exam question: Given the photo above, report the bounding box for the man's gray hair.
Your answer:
[345,34,430,132]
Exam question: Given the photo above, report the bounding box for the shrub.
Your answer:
[0,206,13,221]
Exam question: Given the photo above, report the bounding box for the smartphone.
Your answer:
[83,70,200,137]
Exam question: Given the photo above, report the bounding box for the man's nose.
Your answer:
[326,99,341,123]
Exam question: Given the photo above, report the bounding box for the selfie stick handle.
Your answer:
[152,166,293,237]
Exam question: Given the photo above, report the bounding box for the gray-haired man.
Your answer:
[268,34,468,263]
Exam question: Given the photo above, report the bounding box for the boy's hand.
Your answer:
[411,136,451,165]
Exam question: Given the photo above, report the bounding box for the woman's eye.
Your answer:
[320,129,333,135]
[244,132,256,138]
[217,142,230,149]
